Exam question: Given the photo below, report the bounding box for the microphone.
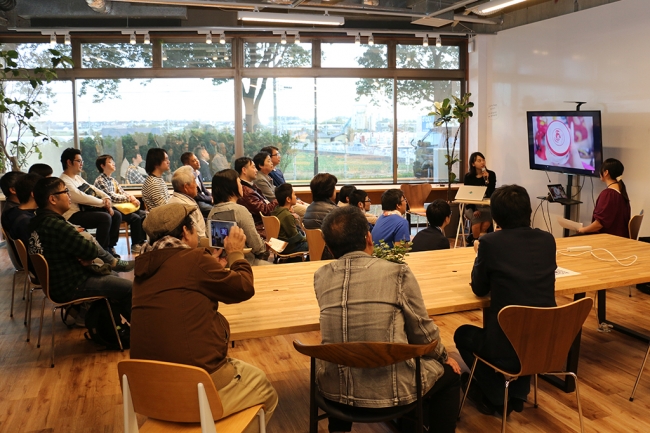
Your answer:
[482,167,489,185]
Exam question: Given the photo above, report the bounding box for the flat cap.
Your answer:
[142,203,196,240]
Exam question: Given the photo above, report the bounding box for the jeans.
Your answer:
[327,364,460,433]
[69,210,121,249]
[117,209,146,246]
[75,273,132,322]
[454,324,530,405]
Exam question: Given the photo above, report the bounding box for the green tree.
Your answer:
[0,47,73,171]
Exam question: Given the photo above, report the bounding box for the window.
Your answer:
[4,43,73,69]
[244,42,312,68]
[321,43,387,68]
[396,45,460,69]
[81,43,153,68]
[162,42,232,68]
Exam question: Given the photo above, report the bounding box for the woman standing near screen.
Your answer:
[578,158,631,238]
[463,152,496,244]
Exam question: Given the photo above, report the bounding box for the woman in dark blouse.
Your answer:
[578,158,631,238]
[463,152,496,243]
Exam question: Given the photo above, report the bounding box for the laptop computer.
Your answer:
[455,185,488,201]
[547,184,581,205]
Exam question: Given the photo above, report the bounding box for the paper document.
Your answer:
[557,217,583,231]
[266,238,288,253]
[556,267,580,278]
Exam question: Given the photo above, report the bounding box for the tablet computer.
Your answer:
[207,220,237,248]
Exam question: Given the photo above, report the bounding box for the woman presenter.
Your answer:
[463,152,496,244]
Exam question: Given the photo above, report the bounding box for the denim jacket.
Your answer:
[314,251,448,408]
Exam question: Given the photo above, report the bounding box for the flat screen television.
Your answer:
[527,110,603,177]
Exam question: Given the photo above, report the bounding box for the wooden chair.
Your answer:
[458,297,593,433]
[305,228,326,261]
[118,359,266,433]
[628,211,644,297]
[1,228,27,318]
[13,238,42,342]
[121,221,131,254]
[260,214,308,263]
[29,253,123,367]
[400,183,432,232]
[293,340,438,433]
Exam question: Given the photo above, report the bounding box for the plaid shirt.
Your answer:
[126,165,146,184]
[94,173,130,203]
[28,209,98,303]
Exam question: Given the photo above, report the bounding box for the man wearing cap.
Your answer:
[130,203,278,430]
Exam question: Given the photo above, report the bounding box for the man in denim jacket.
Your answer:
[314,206,461,433]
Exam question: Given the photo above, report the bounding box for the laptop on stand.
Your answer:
[547,184,581,205]
[455,185,488,201]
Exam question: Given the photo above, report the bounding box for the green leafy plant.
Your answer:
[372,240,412,264]
[0,48,73,171]
[430,93,474,201]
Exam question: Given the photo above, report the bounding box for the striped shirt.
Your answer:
[142,175,169,210]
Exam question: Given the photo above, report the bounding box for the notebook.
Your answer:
[455,185,488,201]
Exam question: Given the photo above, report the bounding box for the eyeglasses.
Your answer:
[271,153,281,157]
[364,199,372,203]
[73,159,83,164]
[51,188,70,196]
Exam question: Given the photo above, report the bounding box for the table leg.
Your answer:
[598,289,650,342]
[454,203,466,248]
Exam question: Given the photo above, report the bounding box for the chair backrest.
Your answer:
[2,228,23,271]
[118,359,224,423]
[13,238,38,284]
[629,212,644,240]
[293,340,438,369]
[400,183,432,210]
[260,214,280,239]
[305,228,325,261]
[498,297,593,376]
[29,253,51,301]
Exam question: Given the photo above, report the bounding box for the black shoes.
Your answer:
[108,247,121,258]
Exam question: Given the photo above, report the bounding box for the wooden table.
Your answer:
[452,198,491,248]
[223,234,650,341]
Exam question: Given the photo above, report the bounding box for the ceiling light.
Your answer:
[144,33,151,45]
[219,33,226,44]
[162,51,167,61]
[206,32,212,44]
[423,35,428,47]
[212,55,218,60]
[368,34,374,46]
[355,33,360,45]
[471,0,527,16]
[64,34,71,45]
[50,34,56,46]
[436,36,442,47]
[237,11,344,26]
[295,33,300,44]
[130,32,136,45]
[224,55,230,61]
[280,32,287,45]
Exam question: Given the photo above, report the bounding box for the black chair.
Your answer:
[293,340,438,433]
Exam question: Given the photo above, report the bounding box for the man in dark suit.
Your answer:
[454,184,556,416]
[411,200,451,252]
[181,151,213,217]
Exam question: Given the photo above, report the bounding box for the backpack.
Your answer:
[84,301,130,350]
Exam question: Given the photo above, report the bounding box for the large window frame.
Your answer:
[0,34,468,185]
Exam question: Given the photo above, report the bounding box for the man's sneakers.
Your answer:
[131,243,143,254]
[108,247,121,258]
[112,259,135,273]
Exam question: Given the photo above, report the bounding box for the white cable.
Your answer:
[557,248,638,267]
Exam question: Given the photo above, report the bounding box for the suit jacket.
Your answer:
[471,227,557,360]
[410,227,450,252]
[193,169,212,205]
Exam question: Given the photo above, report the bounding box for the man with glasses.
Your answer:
[60,148,122,257]
[371,188,410,248]
[411,200,452,252]
[28,177,133,326]
[261,145,308,217]
[349,189,378,228]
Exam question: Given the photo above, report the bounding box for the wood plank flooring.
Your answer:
[2,239,650,433]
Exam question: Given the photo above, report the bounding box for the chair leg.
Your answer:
[569,373,585,433]
[51,306,57,367]
[257,408,266,433]
[309,358,318,433]
[22,271,28,300]
[24,283,30,327]
[630,343,650,401]
[534,374,538,408]
[458,357,479,419]
[26,287,34,342]
[104,299,124,352]
[37,295,46,348]
[10,271,17,318]
[502,380,510,433]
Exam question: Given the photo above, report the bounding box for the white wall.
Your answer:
[469,0,650,237]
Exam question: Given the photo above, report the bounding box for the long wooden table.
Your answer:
[223,234,650,341]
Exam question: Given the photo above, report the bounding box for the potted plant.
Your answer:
[373,240,412,264]
[429,93,474,202]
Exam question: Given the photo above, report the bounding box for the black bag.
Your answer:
[77,182,108,212]
[84,301,130,350]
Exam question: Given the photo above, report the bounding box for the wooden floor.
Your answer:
[2,238,650,433]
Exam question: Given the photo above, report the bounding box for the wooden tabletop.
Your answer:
[224,234,650,341]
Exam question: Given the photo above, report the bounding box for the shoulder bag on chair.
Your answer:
[77,182,108,212]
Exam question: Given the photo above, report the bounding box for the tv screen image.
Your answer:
[527,111,603,177]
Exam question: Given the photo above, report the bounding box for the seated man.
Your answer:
[28,177,133,324]
[371,188,410,248]
[169,166,207,239]
[411,200,451,252]
[303,172,338,230]
[336,185,356,207]
[271,183,308,254]
[315,206,460,433]
[0,171,25,216]
[454,184,556,415]
[59,148,122,256]
[261,145,307,217]
[180,151,213,217]
[124,150,146,184]
[28,163,53,178]
[348,189,377,227]
[235,156,278,239]
[194,145,212,182]
[130,203,278,429]
[94,154,147,253]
